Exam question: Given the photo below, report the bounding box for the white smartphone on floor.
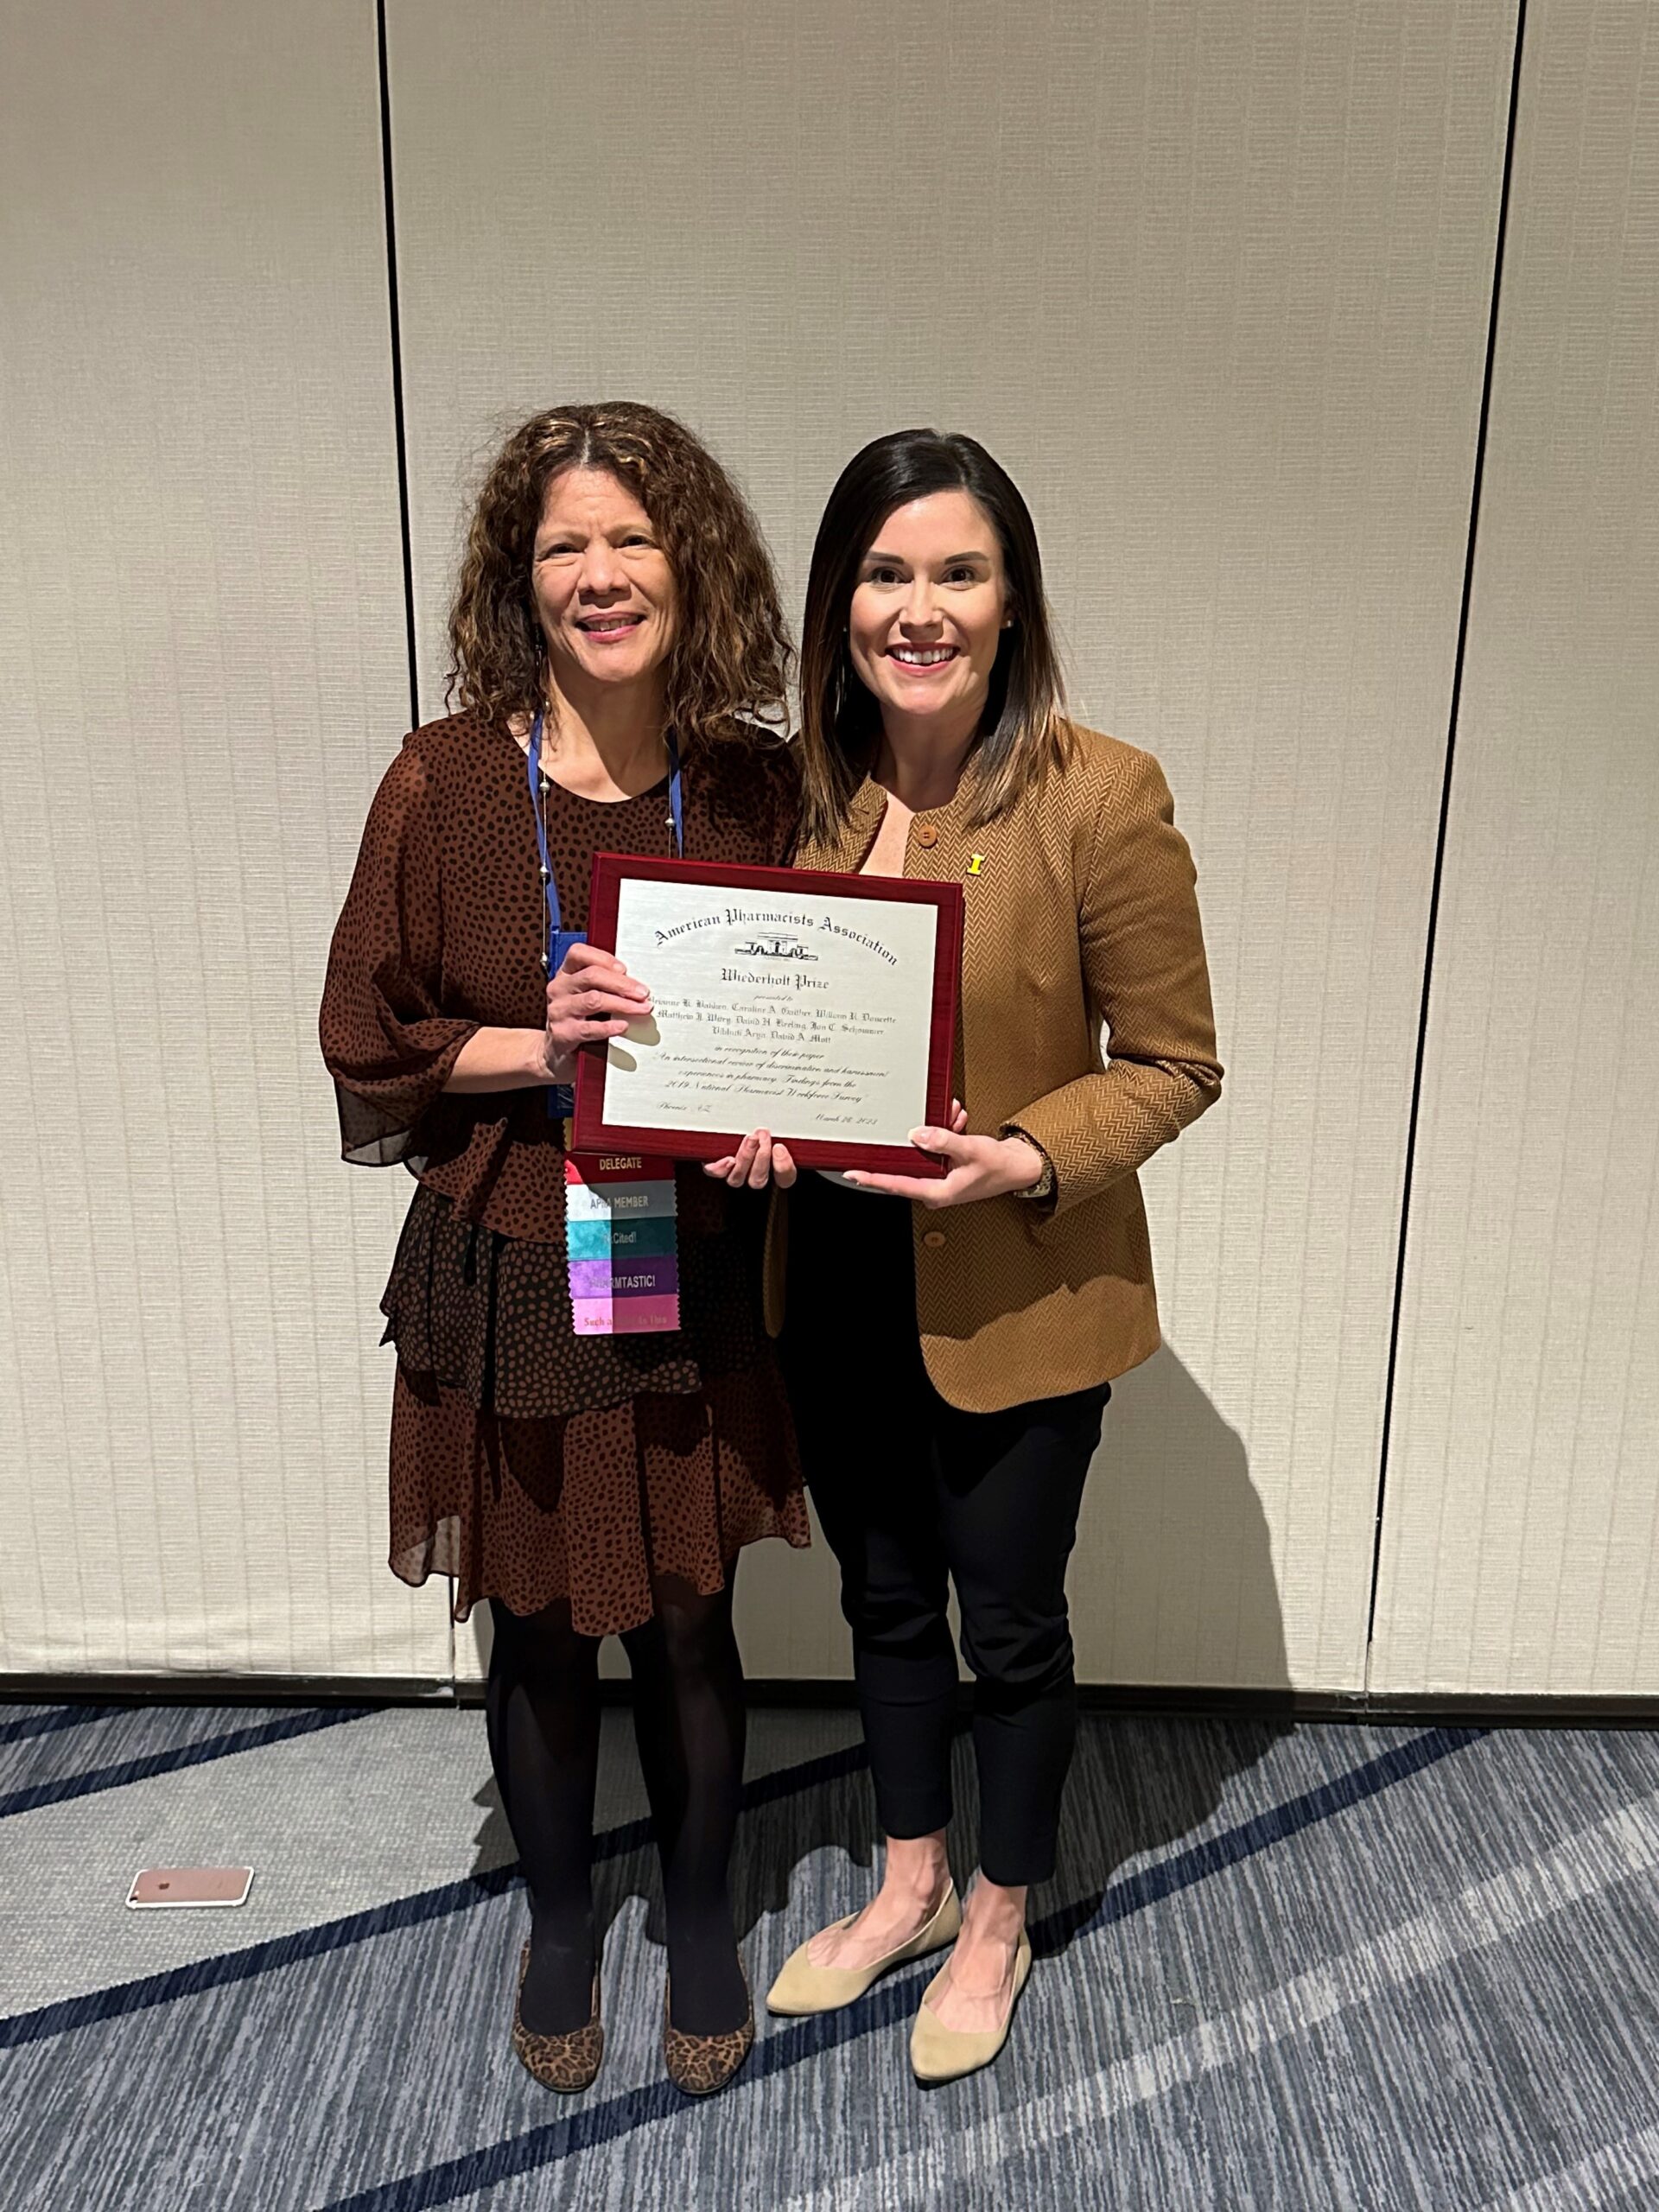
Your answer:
[126,1866,254,1909]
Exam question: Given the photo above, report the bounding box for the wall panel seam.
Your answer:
[377,0,421,734]
[1366,0,1529,1683]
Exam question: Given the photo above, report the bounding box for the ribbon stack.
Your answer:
[563,1150,681,1335]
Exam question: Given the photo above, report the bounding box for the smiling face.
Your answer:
[847,489,1009,731]
[531,466,677,700]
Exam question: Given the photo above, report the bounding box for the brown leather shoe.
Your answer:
[510,1942,603,2094]
[664,1964,755,2096]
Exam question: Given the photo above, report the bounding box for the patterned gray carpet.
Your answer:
[2,1694,1656,2209]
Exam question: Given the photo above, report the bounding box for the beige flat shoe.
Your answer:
[909,1928,1032,2084]
[766,1883,962,2017]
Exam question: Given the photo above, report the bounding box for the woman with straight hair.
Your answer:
[321,403,809,2098]
[709,429,1222,2082]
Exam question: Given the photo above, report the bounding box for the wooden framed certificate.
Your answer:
[572,855,963,1177]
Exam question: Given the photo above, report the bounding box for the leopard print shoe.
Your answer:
[510,1942,604,2094]
[663,1966,755,2097]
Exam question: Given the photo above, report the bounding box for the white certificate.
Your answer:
[592,874,950,1156]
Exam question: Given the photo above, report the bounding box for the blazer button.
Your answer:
[914,823,939,848]
[922,1229,947,1249]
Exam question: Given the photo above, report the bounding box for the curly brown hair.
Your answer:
[446,402,792,748]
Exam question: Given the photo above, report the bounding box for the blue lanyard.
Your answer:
[530,707,683,1115]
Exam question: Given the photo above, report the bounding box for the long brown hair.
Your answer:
[446,402,792,748]
[796,429,1071,846]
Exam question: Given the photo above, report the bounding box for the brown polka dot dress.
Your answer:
[320,709,810,1636]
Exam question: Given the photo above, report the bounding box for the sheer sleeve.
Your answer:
[320,742,480,1166]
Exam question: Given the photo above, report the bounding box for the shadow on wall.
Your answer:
[463,1340,1290,1961]
[1081,1342,1291,1693]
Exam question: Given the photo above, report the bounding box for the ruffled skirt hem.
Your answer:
[389,1358,810,1637]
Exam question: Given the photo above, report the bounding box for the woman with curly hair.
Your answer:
[320,403,807,2098]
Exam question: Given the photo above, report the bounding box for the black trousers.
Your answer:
[779,1173,1108,1886]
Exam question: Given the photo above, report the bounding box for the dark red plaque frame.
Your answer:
[572,854,963,1177]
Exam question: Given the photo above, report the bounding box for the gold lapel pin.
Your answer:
[967,854,986,875]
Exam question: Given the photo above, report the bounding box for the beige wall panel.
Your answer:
[391,0,1515,1687]
[0,1,449,1678]
[1370,5,1659,1697]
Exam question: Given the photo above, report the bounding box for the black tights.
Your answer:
[485,1574,748,2037]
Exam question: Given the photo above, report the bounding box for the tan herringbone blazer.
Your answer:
[765,725,1223,1412]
